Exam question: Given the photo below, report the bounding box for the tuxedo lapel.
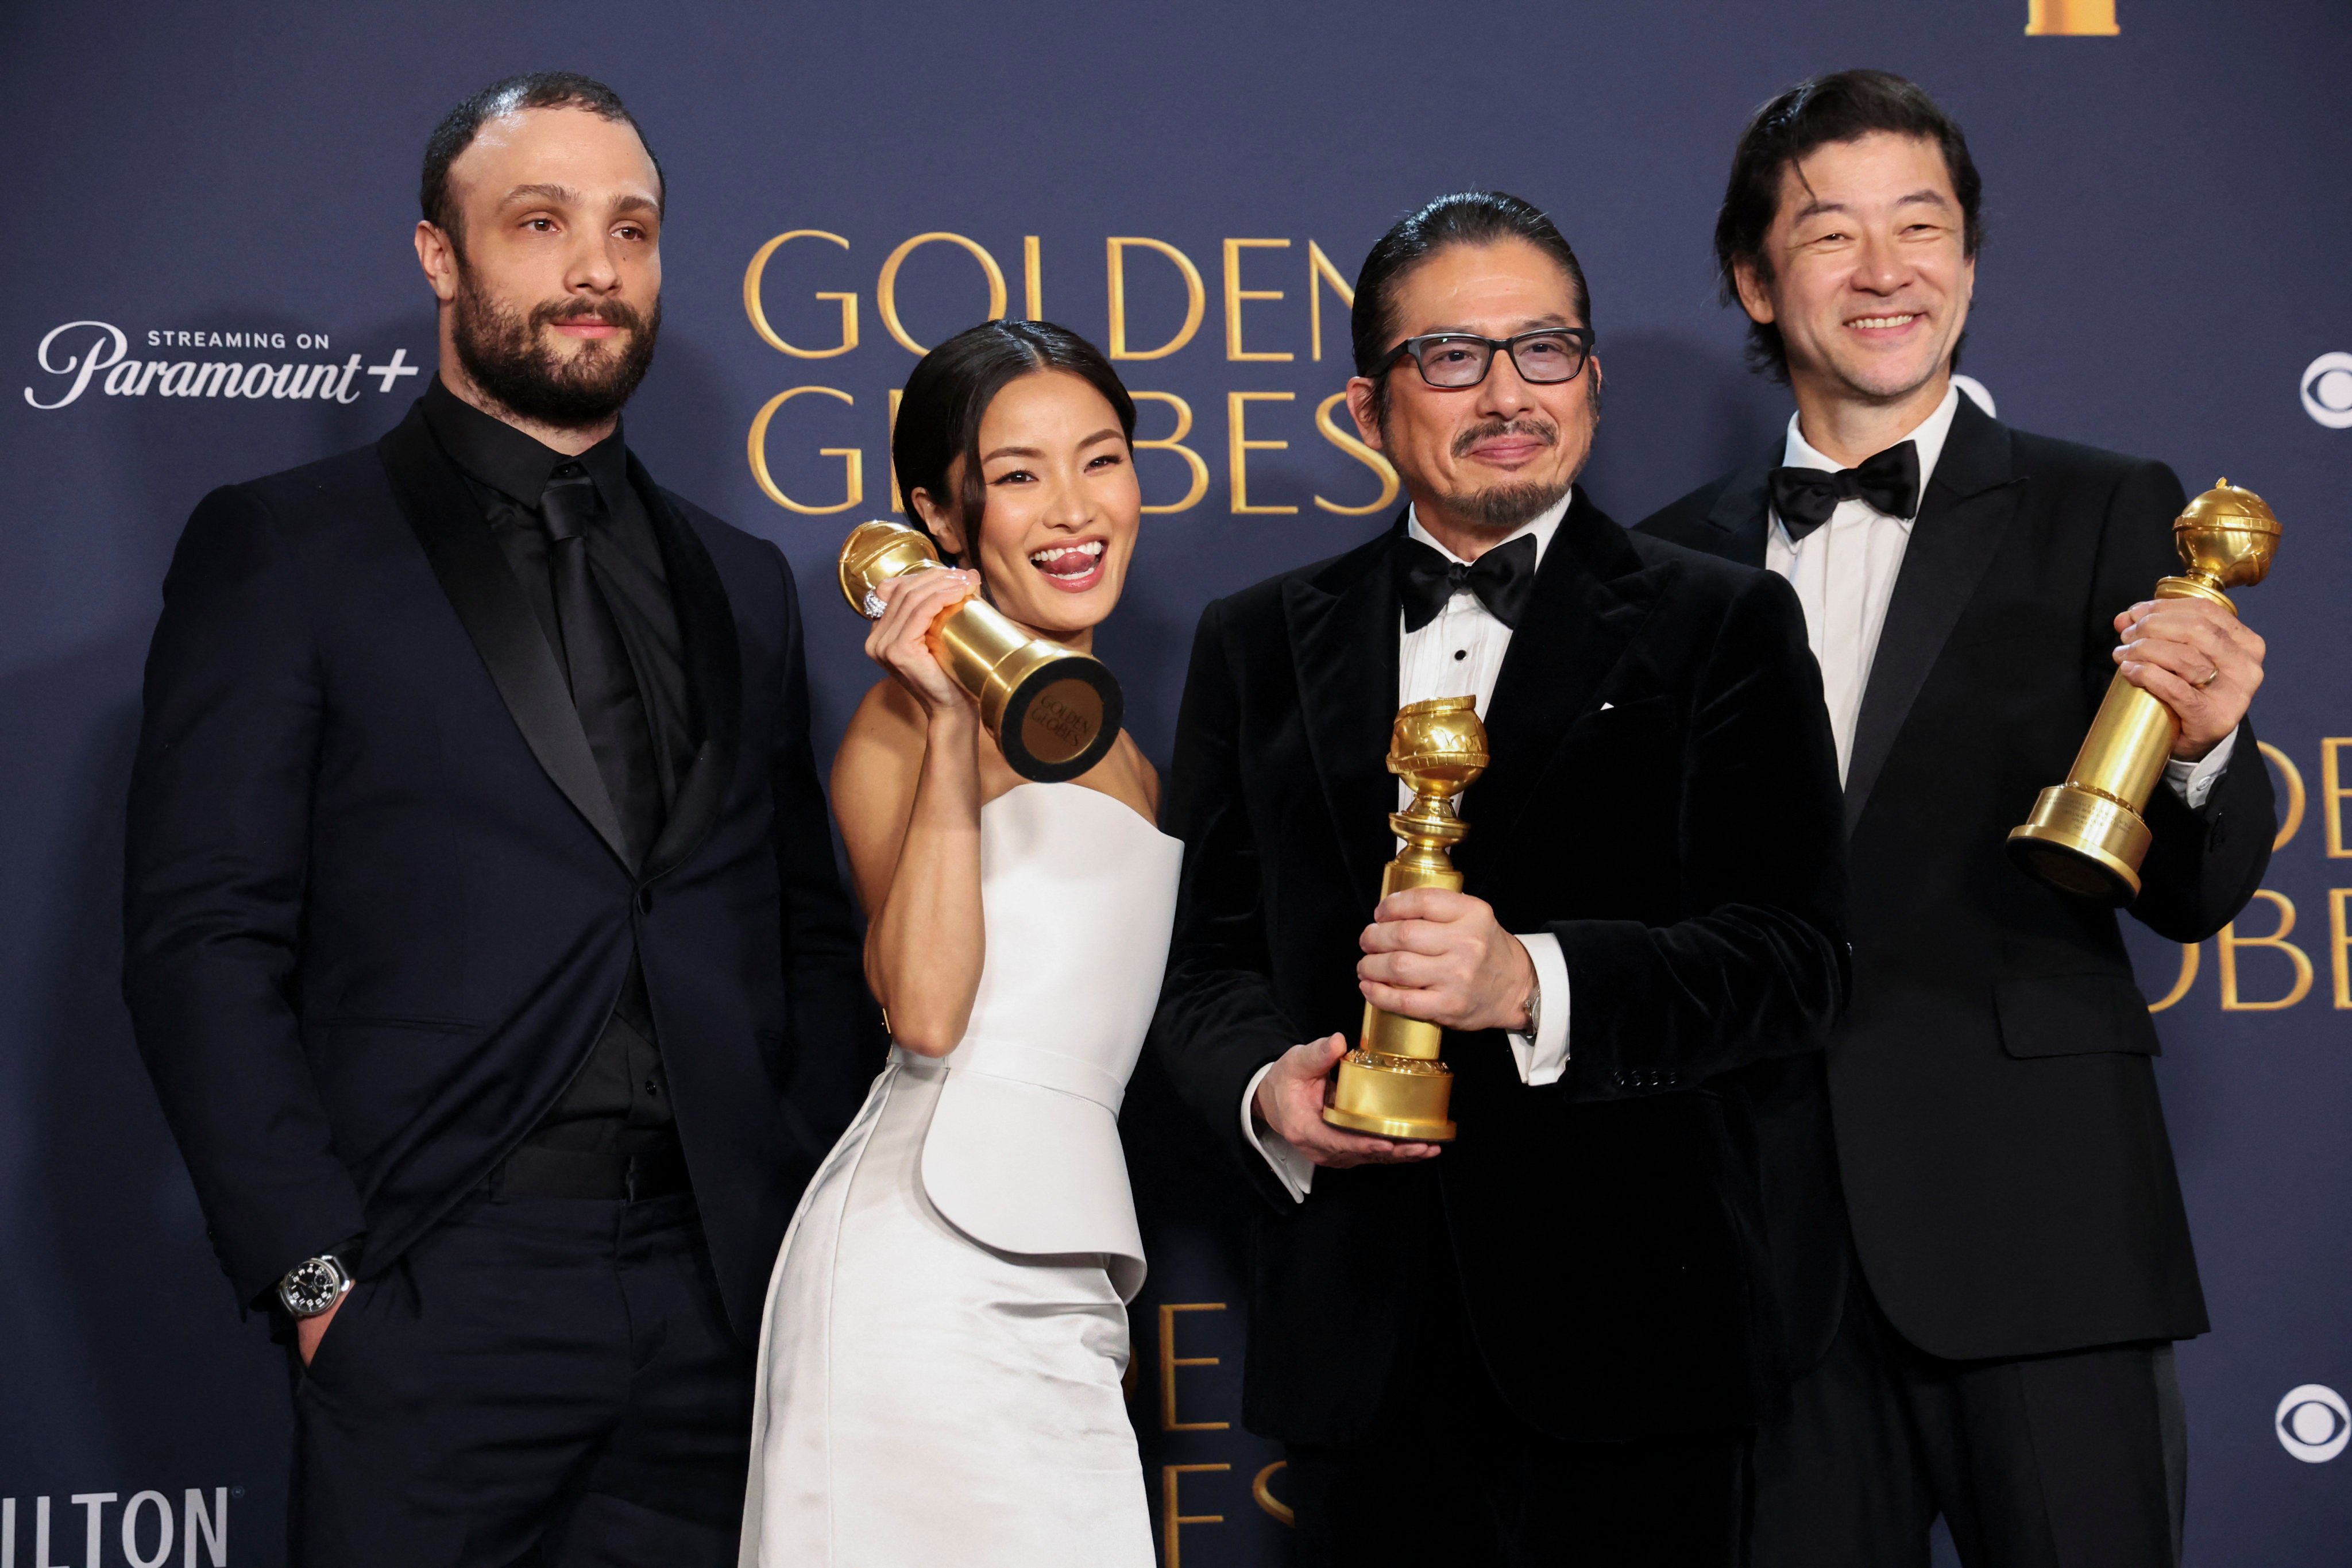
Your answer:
[1475,491,1670,848]
[1702,462,1775,568]
[377,406,632,868]
[1843,399,2023,837]
[1282,521,1405,899]
[634,465,743,883]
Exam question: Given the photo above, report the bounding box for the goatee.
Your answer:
[452,270,659,428]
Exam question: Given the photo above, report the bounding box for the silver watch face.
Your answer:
[279,1256,349,1318]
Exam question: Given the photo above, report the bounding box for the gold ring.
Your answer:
[2196,666,2220,688]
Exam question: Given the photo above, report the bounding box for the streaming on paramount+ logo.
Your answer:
[0,1488,234,1567]
[22,320,421,410]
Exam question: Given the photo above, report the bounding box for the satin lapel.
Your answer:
[1474,491,1670,849]
[635,466,743,883]
[1842,400,2023,838]
[1283,522,1405,899]
[1703,461,1775,567]
[376,407,631,868]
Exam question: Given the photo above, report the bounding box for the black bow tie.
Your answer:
[1767,441,1921,540]
[1398,532,1538,633]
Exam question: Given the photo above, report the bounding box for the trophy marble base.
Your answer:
[1324,1049,1455,1142]
[2007,782,2151,904]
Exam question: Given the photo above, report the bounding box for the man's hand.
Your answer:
[1357,887,1535,1032]
[1253,1035,1442,1169]
[2114,598,2265,760]
[295,1293,346,1367]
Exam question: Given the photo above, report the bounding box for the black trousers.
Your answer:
[1287,1241,1745,1567]
[1749,1267,2184,1568]
[287,1189,752,1568]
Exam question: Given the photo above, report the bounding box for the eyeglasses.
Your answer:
[1381,327,1596,389]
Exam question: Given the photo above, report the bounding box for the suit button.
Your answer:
[638,889,654,914]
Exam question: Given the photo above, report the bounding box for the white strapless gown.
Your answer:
[740,782,1179,1567]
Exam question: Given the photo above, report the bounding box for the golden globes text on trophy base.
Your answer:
[838,520,1123,783]
[1323,696,1489,1144]
[2007,480,2281,902]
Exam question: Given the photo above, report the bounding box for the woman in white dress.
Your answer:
[740,320,1171,1567]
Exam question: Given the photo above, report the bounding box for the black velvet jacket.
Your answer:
[123,401,875,1336]
[1640,397,2274,1363]
[1152,490,1849,1445]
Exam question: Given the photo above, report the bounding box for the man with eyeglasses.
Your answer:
[1154,191,1849,1565]
[1640,72,2273,1567]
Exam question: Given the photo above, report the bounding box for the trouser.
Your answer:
[1286,1233,1747,1567]
[1749,1267,2185,1568]
[287,1184,752,1568]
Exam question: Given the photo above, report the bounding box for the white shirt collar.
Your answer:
[1782,384,1963,507]
[1404,487,1572,569]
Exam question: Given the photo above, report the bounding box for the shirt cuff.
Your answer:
[2164,727,2237,812]
[1241,1060,1314,1202]
[1506,932,1571,1086]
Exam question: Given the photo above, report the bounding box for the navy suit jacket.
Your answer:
[123,401,874,1335]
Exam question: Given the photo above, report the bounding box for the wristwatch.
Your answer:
[1518,978,1542,1039]
[276,1254,354,1319]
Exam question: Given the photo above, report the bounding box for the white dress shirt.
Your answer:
[1242,493,1577,1202]
[1768,387,2233,806]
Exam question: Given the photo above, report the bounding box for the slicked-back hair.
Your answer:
[1350,192,1593,419]
[421,72,662,250]
[893,320,1138,565]
[1715,69,1983,380]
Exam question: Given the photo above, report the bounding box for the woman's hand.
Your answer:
[866,569,980,720]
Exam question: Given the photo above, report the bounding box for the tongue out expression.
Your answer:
[911,368,1142,647]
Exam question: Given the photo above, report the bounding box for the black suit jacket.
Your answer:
[1152,491,1849,1445]
[123,402,874,1336]
[1639,397,2273,1362]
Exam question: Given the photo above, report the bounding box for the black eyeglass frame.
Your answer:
[1379,326,1597,389]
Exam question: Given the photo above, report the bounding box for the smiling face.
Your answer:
[415,105,663,436]
[1344,238,1600,554]
[1736,130,1973,413]
[914,369,1141,647]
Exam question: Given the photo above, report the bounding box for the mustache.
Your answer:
[532,298,647,334]
[1451,417,1558,458]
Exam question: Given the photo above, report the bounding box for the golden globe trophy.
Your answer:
[838,520,1123,783]
[1323,696,1488,1143]
[2007,479,2281,902]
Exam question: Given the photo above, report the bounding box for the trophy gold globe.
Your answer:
[838,520,1123,783]
[2007,479,2281,902]
[1323,695,1489,1143]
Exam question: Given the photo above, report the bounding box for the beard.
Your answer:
[1432,415,1575,531]
[451,267,659,428]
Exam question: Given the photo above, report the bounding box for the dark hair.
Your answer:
[1350,191,1592,419]
[420,72,662,249]
[1714,69,1983,380]
[893,320,1138,563]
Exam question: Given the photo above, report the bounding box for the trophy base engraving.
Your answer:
[988,647,1119,782]
[1324,1049,1456,1142]
[2006,782,2152,905]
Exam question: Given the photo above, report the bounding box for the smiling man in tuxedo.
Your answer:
[1153,191,1849,1565]
[123,73,871,1566]
[1641,71,2274,1567]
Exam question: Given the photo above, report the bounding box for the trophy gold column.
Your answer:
[838,520,1123,782]
[2007,480,2280,902]
[1323,696,1489,1143]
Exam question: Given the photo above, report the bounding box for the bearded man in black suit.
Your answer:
[123,74,871,1566]
[1640,71,2273,1568]
[1152,191,1849,1566]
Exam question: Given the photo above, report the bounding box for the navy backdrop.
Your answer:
[4,2,2347,1563]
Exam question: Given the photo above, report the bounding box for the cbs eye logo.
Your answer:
[2275,1384,2349,1463]
[2301,353,2352,430]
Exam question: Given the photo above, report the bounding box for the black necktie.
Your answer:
[1398,532,1538,634]
[540,466,663,866]
[1767,440,1921,541]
